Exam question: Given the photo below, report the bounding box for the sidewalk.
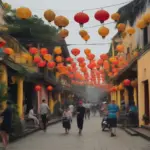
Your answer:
[10,118,61,143]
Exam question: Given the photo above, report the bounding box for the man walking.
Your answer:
[107,100,119,137]
[40,99,50,132]
[76,101,85,135]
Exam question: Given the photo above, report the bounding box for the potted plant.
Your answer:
[142,114,149,125]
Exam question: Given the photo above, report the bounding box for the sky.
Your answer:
[3,0,130,59]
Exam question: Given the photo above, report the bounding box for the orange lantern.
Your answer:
[98,26,109,38]
[56,56,63,63]
[131,80,137,87]
[111,13,120,22]
[143,13,150,24]
[118,83,124,90]
[3,48,14,55]
[71,48,80,56]
[44,9,56,22]
[136,20,146,29]
[116,44,124,52]
[40,48,48,55]
[79,62,86,68]
[79,30,88,37]
[54,47,62,55]
[126,27,135,36]
[47,85,53,91]
[117,23,126,32]
[43,54,52,61]
[54,16,69,29]
[29,47,38,55]
[83,34,90,42]
[59,29,69,39]
[84,48,91,55]
[103,60,110,70]
[16,7,32,19]
[35,85,41,91]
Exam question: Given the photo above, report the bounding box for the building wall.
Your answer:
[138,50,150,126]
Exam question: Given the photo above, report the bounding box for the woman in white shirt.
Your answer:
[28,106,39,127]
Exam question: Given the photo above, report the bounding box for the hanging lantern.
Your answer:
[136,19,146,29]
[16,7,32,19]
[47,61,56,69]
[117,23,126,32]
[54,47,62,55]
[83,34,90,42]
[77,57,85,63]
[100,54,108,60]
[43,54,52,61]
[22,53,30,60]
[55,56,63,63]
[0,39,6,48]
[79,30,88,37]
[44,9,56,22]
[3,48,14,55]
[33,56,41,63]
[123,79,131,86]
[35,85,41,91]
[29,47,38,55]
[66,57,73,63]
[103,60,110,70]
[84,48,91,55]
[126,27,136,36]
[111,13,120,22]
[97,59,103,66]
[98,26,109,38]
[87,53,95,61]
[88,62,96,70]
[40,48,48,55]
[74,12,89,27]
[79,62,86,68]
[59,29,69,39]
[142,13,150,24]
[116,44,124,52]
[71,48,80,56]
[47,85,53,91]
[118,83,124,90]
[38,61,46,68]
[81,67,87,73]
[131,80,137,87]
[94,10,109,23]
[54,16,69,29]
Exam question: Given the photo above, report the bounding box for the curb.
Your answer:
[10,119,61,143]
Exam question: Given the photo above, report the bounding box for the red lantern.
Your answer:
[74,12,89,27]
[100,54,108,60]
[87,53,95,61]
[47,61,56,69]
[47,85,53,91]
[88,62,96,70]
[77,57,85,63]
[123,79,131,86]
[0,40,6,48]
[40,48,48,55]
[66,57,73,63]
[38,61,46,68]
[97,59,103,66]
[103,60,110,70]
[29,47,38,55]
[94,10,109,23]
[71,48,80,56]
[35,85,41,91]
[33,56,41,63]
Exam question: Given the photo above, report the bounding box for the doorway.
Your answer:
[144,80,150,120]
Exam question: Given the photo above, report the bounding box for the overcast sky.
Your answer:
[4,0,130,58]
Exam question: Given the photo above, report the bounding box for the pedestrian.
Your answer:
[0,101,13,150]
[84,101,91,119]
[28,106,39,127]
[62,108,72,134]
[107,100,119,137]
[76,100,85,135]
[40,99,50,132]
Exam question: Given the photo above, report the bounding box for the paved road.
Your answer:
[7,116,150,150]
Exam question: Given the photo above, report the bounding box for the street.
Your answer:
[6,115,150,150]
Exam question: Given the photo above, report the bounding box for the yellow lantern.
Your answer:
[111,13,120,22]
[44,9,56,22]
[54,16,69,29]
[142,13,150,24]
[126,27,135,36]
[54,47,62,55]
[56,56,63,63]
[79,30,88,37]
[98,26,109,38]
[116,44,124,52]
[16,7,32,19]
[43,54,52,61]
[117,23,126,32]
[59,29,69,39]
[109,57,116,63]
[136,19,146,29]
[82,34,90,42]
